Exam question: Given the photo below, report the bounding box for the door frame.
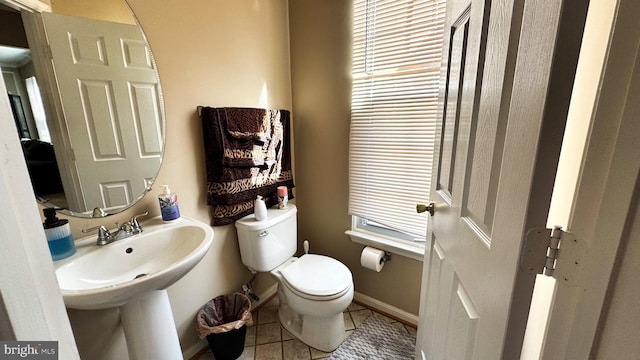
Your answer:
[501,0,589,356]
[0,0,79,358]
[541,0,640,358]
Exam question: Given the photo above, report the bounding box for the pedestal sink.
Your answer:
[54,216,214,360]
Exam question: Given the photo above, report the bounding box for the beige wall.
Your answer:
[288,0,423,315]
[52,0,291,358]
[26,0,422,357]
[51,0,135,24]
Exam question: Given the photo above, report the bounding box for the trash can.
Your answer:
[196,292,253,360]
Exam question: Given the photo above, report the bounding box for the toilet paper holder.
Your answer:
[360,246,392,272]
[380,251,392,264]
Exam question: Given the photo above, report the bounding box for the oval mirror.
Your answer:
[0,0,164,217]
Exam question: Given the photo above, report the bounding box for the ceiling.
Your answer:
[0,45,30,67]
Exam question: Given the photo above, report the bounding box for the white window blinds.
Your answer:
[349,0,446,239]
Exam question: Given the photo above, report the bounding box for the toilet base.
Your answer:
[278,301,346,352]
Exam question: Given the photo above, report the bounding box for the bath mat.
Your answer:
[329,315,416,359]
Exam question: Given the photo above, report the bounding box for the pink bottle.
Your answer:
[277,186,288,209]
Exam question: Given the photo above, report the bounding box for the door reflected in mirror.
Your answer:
[0,0,165,217]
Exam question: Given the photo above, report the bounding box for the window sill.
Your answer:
[345,229,425,261]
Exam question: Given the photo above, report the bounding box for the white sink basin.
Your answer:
[54,216,214,310]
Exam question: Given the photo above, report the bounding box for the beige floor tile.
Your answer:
[239,346,256,360]
[347,302,366,311]
[255,342,282,360]
[256,323,282,344]
[349,309,372,327]
[282,328,294,341]
[309,347,332,359]
[264,295,280,308]
[229,295,419,360]
[245,325,257,346]
[343,312,355,331]
[196,350,214,359]
[258,306,279,324]
[282,339,312,360]
[405,324,418,336]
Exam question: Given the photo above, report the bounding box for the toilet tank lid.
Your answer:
[235,204,297,231]
[281,254,352,297]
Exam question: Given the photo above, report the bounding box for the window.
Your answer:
[25,77,51,143]
[347,0,446,258]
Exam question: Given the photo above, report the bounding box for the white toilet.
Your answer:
[235,204,354,352]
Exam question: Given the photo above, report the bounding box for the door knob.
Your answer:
[416,202,435,216]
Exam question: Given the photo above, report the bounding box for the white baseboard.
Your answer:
[353,291,419,326]
[183,338,208,360]
[251,283,278,310]
[182,284,279,359]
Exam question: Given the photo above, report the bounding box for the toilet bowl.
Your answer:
[235,205,354,352]
[271,255,354,351]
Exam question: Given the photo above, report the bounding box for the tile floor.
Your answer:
[195,296,417,360]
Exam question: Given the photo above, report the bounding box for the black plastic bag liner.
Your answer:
[196,292,253,359]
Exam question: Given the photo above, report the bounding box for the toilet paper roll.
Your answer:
[360,246,386,272]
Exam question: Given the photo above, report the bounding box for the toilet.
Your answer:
[235,204,354,352]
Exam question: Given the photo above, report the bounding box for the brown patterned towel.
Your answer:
[224,107,271,142]
[200,106,295,225]
[208,108,270,167]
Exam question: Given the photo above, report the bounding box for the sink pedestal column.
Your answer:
[120,289,182,360]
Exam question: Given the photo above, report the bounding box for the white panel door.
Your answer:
[415,0,582,358]
[43,13,162,213]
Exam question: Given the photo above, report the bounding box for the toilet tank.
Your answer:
[235,204,298,272]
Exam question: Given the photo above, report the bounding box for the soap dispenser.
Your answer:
[254,195,268,221]
[43,208,75,261]
[158,185,181,223]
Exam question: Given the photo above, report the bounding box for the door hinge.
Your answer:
[521,226,586,287]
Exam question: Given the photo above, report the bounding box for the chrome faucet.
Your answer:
[82,212,148,246]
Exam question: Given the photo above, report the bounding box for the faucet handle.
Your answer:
[119,221,132,232]
[131,211,149,221]
[82,225,106,234]
[96,226,111,245]
[130,211,149,233]
[82,225,111,246]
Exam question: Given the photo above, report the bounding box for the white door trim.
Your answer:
[0,0,78,358]
[0,49,79,359]
[541,0,640,358]
[1,0,49,12]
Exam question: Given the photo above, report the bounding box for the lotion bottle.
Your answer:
[254,195,267,221]
[159,185,181,223]
[43,208,75,261]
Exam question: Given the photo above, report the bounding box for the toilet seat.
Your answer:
[279,254,352,301]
